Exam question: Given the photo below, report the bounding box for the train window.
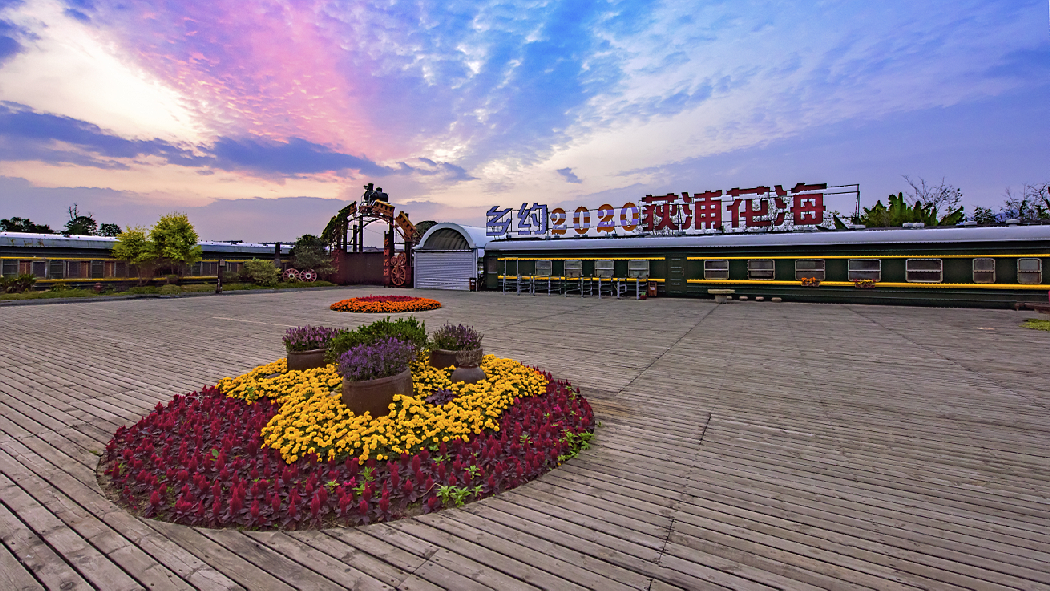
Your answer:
[49,260,64,279]
[704,260,729,280]
[906,259,942,283]
[534,260,552,277]
[1,260,16,277]
[90,260,105,279]
[32,261,46,278]
[628,259,650,279]
[594,260,614,279]
[66,261,81,279]
[794,259,825,281]
[747,259,775,280]
[848,259,881,281]
[972,258,995,283]
[564,259,583,279]
[1017,258,1042,284]
[486,258,499,274]
[115,262,127,278]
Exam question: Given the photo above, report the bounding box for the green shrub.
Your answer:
[243,259,280,287]
[326,316,428,363]
[1,273,36,293]
[159,284,181,295]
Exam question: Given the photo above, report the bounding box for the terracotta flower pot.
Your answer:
[286,348,327,371]
[450,348,486,384]
[341,369,412,418]
[429,348,459,370]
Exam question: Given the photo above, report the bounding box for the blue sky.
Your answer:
[0,0,1046,242]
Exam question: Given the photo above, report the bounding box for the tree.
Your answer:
[854,192,965,228]
[64,204,98,236]
[414,220,438,240]
[99,223,122,237]
[1001,183,1050,221]
[902,175,964,211]
[290,234,334,276]
[971,206,998,225]
[0,217,54,233]
[149,213,203,273]
[112,226,157,285]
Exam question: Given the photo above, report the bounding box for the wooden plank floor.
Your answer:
[1,287,1049,590]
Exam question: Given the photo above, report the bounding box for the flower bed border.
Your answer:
[97,364,593,531]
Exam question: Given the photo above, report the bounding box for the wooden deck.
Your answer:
[1,287,1049,590]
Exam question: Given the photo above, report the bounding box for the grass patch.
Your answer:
[0,280,335,301]
[1022,318,1050,332]
[0,288,99,301]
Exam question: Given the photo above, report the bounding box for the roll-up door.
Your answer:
[414,250,476,290]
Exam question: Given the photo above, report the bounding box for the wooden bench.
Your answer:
[1023,302,1050,315]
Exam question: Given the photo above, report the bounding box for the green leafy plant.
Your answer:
[150,212,202,273]
[243,258,281,287]
[290,234,334,277]
[326,317,427,363]
[557,430,593,463]
[1,273,36,293]
[437,484,481,507]
[112,226,158,285]
[837,192,964,228]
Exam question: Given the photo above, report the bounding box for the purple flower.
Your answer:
[338,337,417,381]
[430,323,483,351]
[284,325,342,353]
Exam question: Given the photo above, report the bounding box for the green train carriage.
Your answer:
[484,225,1050,308]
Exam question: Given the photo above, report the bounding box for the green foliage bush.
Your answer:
[1,273,36,293]
[290,234,334,276]
[243,259,281,287]
[836,192,965,228]
[326,317,428,363]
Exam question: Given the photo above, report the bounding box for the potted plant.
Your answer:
[429,323,486,384]
[284,325,341,371]
[338,337,417,418]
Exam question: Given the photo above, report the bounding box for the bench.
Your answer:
[708,288,735,304]
[1023,302,1050,315]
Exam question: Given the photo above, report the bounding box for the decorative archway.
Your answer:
[321,183,417,287]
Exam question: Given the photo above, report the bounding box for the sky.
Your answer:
[0,0,1047,243]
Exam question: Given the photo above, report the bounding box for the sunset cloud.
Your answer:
[0,0,1047,237]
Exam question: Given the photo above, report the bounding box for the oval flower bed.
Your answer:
[97,355,593,530]
[330,295,441,313]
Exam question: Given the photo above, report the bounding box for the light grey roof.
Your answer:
[485,225,1050,252]
[0,232,292,254]
[417,223,491,251]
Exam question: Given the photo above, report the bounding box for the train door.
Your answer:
[667,256,686,295]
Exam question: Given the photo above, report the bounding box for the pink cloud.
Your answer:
[92,0,401,160]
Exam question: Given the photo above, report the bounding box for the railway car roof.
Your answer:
[0,232,292,254]
[485,225,1050,252]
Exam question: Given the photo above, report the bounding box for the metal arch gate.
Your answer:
[414,250,476,290]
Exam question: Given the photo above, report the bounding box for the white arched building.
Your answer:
[413,223,491,290]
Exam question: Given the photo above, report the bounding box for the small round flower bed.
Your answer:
[97,355,594,530]
[330,295,441,313]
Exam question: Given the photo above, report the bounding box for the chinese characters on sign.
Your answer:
[486,183,835,238]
